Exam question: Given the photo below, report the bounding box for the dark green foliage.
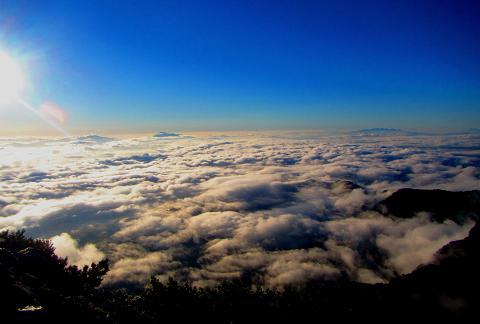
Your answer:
[0,230,109,322]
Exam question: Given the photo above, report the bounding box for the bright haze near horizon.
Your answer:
[0,1,480,289]
[0,0,479,135]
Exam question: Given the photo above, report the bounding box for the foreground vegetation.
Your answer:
[1,222,478,323]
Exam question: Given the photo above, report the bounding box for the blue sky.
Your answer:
[1,0,479,134]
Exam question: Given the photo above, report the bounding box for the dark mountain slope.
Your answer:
[386,221,480,319]
[376,188,480,223]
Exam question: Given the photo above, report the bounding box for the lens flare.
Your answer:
[16,97,70,137]
[39,101,68,125]
[0,49,70,136]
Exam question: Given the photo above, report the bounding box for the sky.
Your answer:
[0,0,479,135]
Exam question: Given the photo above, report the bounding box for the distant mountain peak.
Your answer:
[74,135,115,144]
[153,132,181,138]
[350,128,423,136]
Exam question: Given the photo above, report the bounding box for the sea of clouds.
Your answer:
[0,131,479,287]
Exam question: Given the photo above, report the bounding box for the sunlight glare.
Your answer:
[0,51,25,104]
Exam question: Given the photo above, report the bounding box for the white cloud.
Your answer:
[0,132,478,286]
[377,215,474,274]
[104,251,179,284]
[50,232,105,267]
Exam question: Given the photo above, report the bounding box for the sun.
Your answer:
[0,51,25,104]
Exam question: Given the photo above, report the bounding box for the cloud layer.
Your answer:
[0,132,479,287]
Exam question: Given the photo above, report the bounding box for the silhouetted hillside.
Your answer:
[376,188,480,223]
[388,221,480,319]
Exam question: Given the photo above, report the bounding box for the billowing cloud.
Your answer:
[376,215,473,274]
[104,251,179,285]
[50,232,105,267]
[0,132,479,287]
